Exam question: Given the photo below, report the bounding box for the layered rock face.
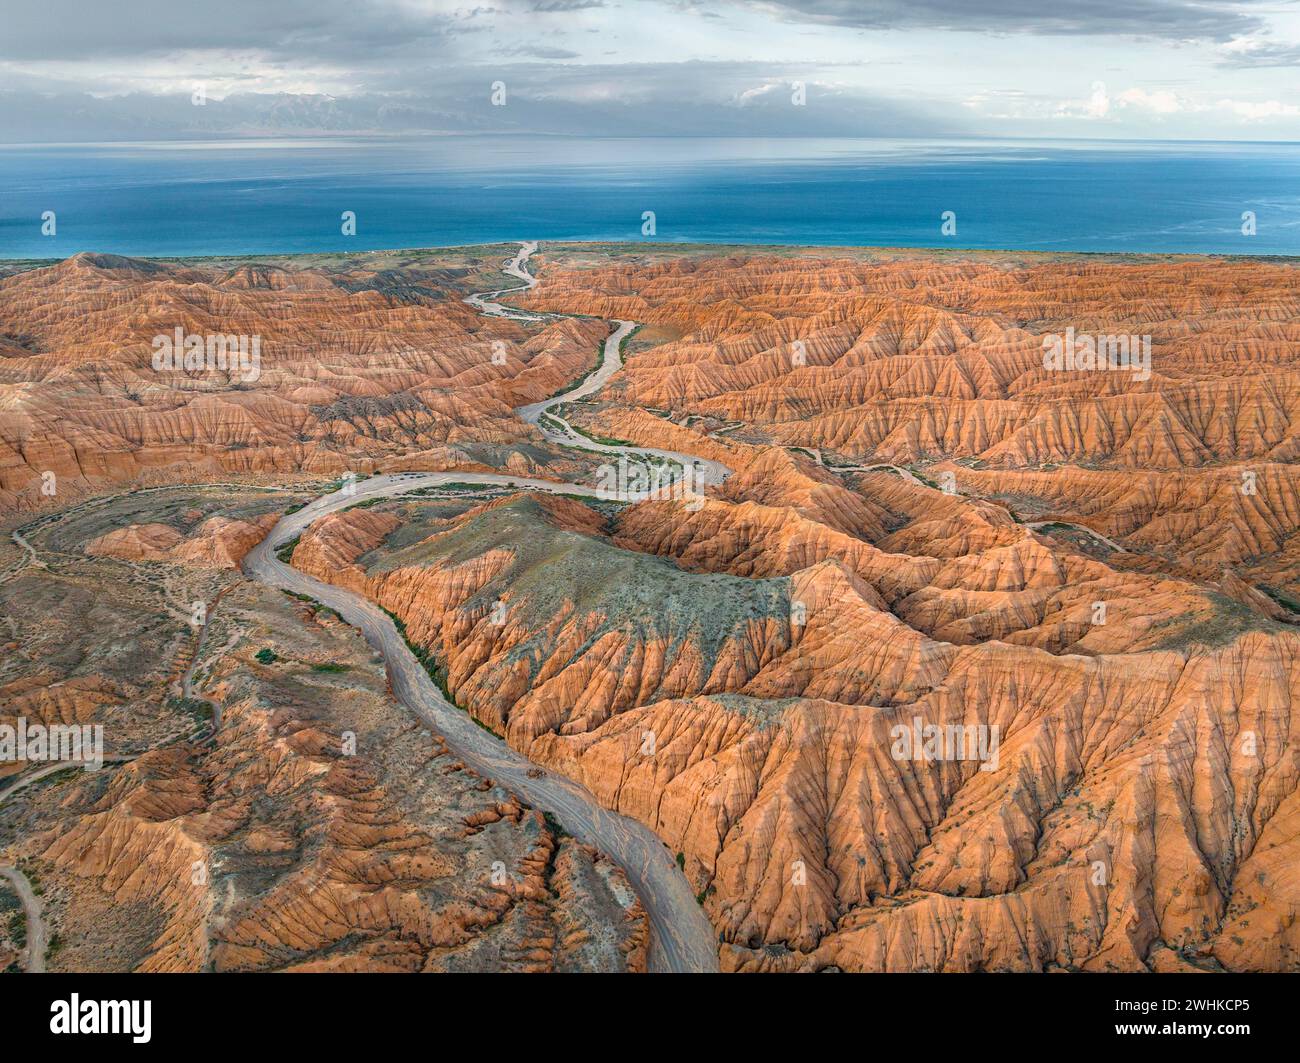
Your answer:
[9,244,1300,974]
[0,250,603,513]
[288,478,1299,973]
[28,585,647,973]
[517,249,1300,584]
[269,245,1300,972]
[516,250,1300,466]
[518,247,1300,623]
[0,486,292,785]
[84,513,279,568]
[1,487,646,972]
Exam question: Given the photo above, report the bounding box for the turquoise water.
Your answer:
[1,136,1298,258]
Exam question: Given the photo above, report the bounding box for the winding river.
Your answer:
[244,243,723,973]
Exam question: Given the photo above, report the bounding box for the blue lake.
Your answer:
[1,136,1298,258]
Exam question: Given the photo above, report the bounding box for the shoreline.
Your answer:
[5,239,1300,269]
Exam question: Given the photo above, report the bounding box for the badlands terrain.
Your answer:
[2,242,1300,972]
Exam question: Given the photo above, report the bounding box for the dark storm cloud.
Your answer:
[0,0,1276,72]
[529,0,608,9]
[738,0,1268,40]
[0,62,959,140]
[1216,38,1300,66]
[0,0,612,64]
[9,0,1269,66]
[5,0,1287,142]
[0,0,457,61]
[496,45,584,59]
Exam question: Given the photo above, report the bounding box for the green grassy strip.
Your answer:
[379,606,506,739]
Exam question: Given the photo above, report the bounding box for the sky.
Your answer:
[2,0,1300,141]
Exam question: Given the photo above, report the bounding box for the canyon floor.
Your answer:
[2,242,1299,972]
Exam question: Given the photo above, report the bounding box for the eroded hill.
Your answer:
[6,244,1300,973]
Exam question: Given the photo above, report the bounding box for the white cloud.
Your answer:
[736,81,784,105]
[1116,87,1182,114]
[1216,34,1300,67]
[1214,97,1300,119]
[1054,80,1111,119]
[4,0,1300,139]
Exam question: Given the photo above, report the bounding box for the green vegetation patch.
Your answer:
[1147,592,1288,652]
[365,494,793,693]
[167,695,214,722]
[275,535,301,564]
[1260,584,1300,616]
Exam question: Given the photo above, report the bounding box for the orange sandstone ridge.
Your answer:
[517,251,1300,471]
[6,245,1300,973]
[289,475,1300,972]
[1,487,647,972]
[0,250,602,513]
